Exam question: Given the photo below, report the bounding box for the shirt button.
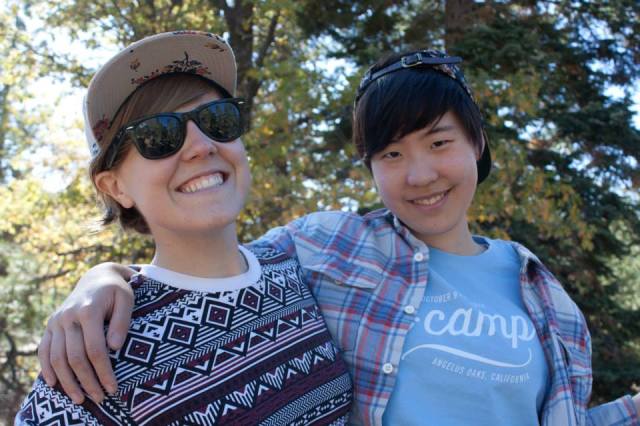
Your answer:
[413,252,425,262]
[382,363,394,374]
[404,305,416,315]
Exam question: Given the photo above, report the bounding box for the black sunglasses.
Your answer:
[104,97,248,169]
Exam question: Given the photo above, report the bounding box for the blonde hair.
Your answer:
[89,73,222,233]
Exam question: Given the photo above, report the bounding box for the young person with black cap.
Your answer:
[15,31,352,425]
[32,48,639,425]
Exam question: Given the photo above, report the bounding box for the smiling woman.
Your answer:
[15,31,352,425]
[95,89,254,275]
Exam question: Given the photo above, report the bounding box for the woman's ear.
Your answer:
[94,171,135,209]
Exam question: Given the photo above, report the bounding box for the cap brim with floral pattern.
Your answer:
[84,30,237,158]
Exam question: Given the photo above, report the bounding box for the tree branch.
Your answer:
[2,331,36,359]
[255,11,280,69]
[145,0,158,24]
[212,0,230,16]
[28,269,71,285]
[109,0,137,35]
[55,243,109,257]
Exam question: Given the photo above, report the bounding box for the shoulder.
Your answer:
[249,208,393,252]
[292,208,395,242]
[246,211,360,247]
[504,241,574,301]
[292,209,387,227]
[505,240,589,336]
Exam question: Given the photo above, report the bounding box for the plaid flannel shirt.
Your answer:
[250,208,638,426]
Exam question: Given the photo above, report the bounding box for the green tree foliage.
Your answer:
[1,0,638,421]
[0,3,63,416]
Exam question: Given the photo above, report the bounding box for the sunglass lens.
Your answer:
[198,102,242,142]
[132,116,183,159]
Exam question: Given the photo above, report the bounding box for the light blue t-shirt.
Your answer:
[383,237,549,425]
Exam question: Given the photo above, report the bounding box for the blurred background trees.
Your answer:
[1,0,639,421]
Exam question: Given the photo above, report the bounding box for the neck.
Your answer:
[417,222,484,256]
[150,223,246,278]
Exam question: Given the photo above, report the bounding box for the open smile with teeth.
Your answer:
[412,190,449,206]
[179,173,224,193]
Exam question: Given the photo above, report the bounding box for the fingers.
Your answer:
[106,288,134,351]
[41,303,120,403]
[49,324,85,404]
[35,262,136,404]
[65,321,106,403]
[80,307,118,394]
[38,329,56,387]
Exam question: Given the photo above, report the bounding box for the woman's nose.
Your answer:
[181,120,217,160]
[406,157,438,186]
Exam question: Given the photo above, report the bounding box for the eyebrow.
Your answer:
[388,123,456,145]
[424,124,456,135]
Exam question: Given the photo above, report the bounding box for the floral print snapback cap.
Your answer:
[83,31,237,158]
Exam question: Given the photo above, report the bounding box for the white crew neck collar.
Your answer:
[138,245,262,293]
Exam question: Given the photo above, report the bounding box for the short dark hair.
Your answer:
[353,50,484,169]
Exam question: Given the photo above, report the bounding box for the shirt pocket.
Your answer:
[555,332,591,377]
[303,260,379,353]
[554,332,592,417]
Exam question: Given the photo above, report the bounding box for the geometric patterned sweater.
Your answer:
[16,245,352,425]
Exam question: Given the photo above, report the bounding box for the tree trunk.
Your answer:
[444,0,474,51]
[0,85,9,180]
[214,0,279,125]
